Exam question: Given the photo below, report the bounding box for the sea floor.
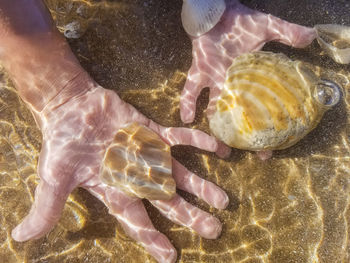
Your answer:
[0,0,349,262]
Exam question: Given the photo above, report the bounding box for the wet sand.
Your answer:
[0,0,349,262]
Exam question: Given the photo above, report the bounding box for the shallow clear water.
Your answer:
[0,0,350,262]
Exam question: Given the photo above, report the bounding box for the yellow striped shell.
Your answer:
[209,51,341,151]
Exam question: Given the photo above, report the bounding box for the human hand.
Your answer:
[180,0,317,123]
[11,78,230,263]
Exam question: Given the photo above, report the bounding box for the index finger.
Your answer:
[147,120,222,152]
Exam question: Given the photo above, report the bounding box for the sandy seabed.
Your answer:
[0,0,350,262]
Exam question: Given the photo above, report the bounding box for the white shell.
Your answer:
[181,0,226,37]
[209,52,341,151]
[315,24,350,64]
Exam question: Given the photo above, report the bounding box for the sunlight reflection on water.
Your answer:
[0,0,349,262]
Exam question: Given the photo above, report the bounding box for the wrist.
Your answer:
[33,68,97,130]
[41,69,96,114]
[0,0,54,40]
[1,31,90,112]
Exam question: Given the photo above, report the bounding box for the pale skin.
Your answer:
[179,0,318,159]
[0,1,230,263]
[0,0,318,262]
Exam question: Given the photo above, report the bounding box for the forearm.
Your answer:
[0,0,90,112]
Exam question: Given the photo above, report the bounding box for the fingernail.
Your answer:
[208,138,218,151]
[218,191,229,210]
[181,111,194,124]
[165,249,177,263]
[256,150,273,160]
[216,143,231,159]
[203,217,222,239]
[11,225,22,241]
[182,116,193,124]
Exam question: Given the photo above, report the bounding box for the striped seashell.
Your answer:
[100,122,175,200]
[209,51,341,151]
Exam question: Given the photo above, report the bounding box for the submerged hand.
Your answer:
[1,1,230,261]
[180,1,317,123]
[11,77,229,263]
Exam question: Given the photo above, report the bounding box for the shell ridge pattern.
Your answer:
[231,78,291,131]
[224,69,305,127]
[210,51,336,150]
[228,60,308,105]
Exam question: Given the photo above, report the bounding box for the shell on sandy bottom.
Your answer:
[100,122,176,200]
[315,24,350,64]
[181,0,226,37]
[209,51,341,151]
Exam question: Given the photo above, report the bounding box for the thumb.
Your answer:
[266,14,317,48]
[11,179,69,241]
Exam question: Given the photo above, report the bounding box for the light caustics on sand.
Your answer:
[3,69,350,262]
[1,0,350,263]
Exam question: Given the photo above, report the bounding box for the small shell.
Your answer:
[181,0,226,37]
[209,51,341,151]
[315,24,350,64]
[100,122,175,200]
